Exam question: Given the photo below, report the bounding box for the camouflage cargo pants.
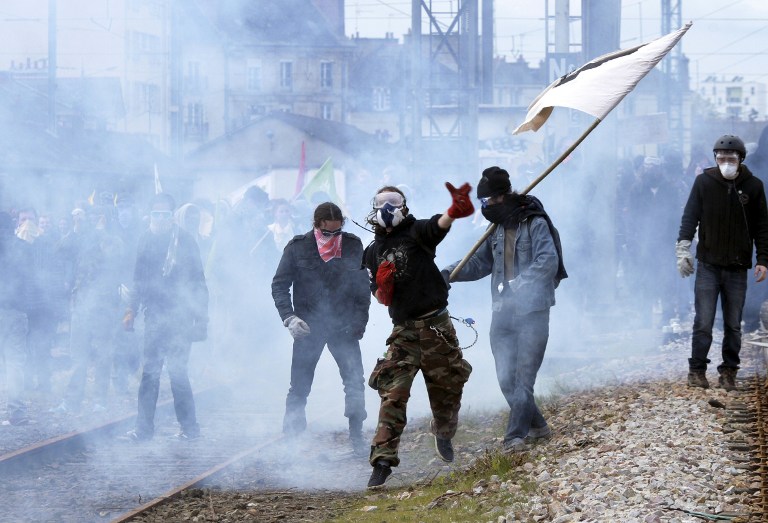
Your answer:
[368,311,472,466]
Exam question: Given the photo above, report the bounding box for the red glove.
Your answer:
[446,182,475,219]
[375,260,396,306]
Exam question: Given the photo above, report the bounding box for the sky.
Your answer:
[345,0,768,88]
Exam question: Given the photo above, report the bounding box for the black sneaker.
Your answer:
[367,461,392,488]
[434,435,454,462]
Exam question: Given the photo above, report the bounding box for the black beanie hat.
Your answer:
[477,166,511,198]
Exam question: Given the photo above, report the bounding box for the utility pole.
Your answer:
[47,0,57,134]
[169,0,183,159]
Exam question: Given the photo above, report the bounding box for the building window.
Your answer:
[321,103,333,120]
[280,61,293,90]
[184,102,208,140]
[320,62,333,89]
[726,86,742,104]
[133,82,161,115]
[247,61,262,91]
[372,87,391,111]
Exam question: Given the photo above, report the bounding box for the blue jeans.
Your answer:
[490,308,549,442]
[689,262,747,372]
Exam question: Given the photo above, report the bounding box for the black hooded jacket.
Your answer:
[363,214,449,323]
[678,164,768,269]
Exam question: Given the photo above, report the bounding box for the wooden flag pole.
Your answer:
[449,117,602,281]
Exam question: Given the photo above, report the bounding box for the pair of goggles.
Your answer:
[150,210,173,219]
[374,192,404,209]
[320,227,342,237]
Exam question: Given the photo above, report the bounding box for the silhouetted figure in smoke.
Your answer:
[0,212,32,425]
[363,184,474,488]
[677,135,768,391]
[266,198,297,251]
[743,124,768,330]
[51,204,125,414]
[16,207,64,397]
[624,156,681,326]
[444,166,565,454]
[271,202,370,455]
[123,193,209,441]
[113,192,144,394]
[207,186,279,375]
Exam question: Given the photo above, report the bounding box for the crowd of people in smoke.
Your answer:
[0,184,314,427]
[2,125,768,490]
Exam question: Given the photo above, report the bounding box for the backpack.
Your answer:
[525,196,568,288]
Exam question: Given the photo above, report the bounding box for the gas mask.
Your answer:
[376,202,405,228]
[719,163,739,180]
[374,191,406,229]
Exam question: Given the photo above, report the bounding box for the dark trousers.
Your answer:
[689,262,747,372]
[135,317,198,437]
[490,308,550,442]
[283,329,366,434]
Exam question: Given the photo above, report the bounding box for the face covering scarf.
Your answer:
[314,227,342,262]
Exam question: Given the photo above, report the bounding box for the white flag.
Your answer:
[154,163,163,194]
[513,22,692,134]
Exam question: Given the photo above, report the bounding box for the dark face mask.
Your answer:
[481,204,508,224]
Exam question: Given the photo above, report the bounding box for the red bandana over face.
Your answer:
[314,228,342,262]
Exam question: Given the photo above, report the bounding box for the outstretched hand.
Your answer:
[446,182,475,219]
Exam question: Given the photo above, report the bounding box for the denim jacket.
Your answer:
[445,216,558,315]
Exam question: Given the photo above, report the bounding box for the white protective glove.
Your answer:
[675,240,695,278]
[284,315,311,339]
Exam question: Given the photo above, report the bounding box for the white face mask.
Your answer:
[719,163,739,180]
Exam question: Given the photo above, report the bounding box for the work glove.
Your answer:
[446,182,475,219]
[676,240,695,278]
[284,315,311,339]
[375,260,397,306]
[122,308,135,332]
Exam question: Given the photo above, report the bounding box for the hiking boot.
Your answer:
[526,424,552,442]
[434,435,454,462]
[718,368,738,392]
[367,461,392,488]
[503,437,527,454]
[687,370,709,389]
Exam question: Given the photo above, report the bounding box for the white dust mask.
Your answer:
[719,163,738,180]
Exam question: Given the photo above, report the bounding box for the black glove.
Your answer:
[189,316,208,342]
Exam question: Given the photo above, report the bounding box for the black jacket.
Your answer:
[678,165,768,269]
[271,230,370,336]
[130,226,208,324]
[363,214,449,323]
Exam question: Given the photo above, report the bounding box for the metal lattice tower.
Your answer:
[409,0,479,182]
[661,0,685,154]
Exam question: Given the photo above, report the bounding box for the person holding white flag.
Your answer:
[677,135,768,391]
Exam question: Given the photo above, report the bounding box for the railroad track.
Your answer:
[0,384,288,523]
[727,332,768,522]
